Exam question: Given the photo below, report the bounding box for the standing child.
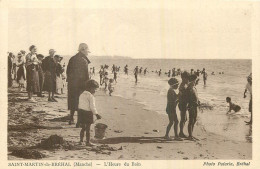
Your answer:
[78,79,102,146]
[226,97,241,113]
[134,66,138,83]
[244,73,252,125]
[178,71,190,138]
[187,74,200,141]
[113,71,117,83]
[108,79,114,96]
[165,78,182,141]
[201,68,207,86]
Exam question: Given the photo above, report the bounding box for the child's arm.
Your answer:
[89,94,101,119]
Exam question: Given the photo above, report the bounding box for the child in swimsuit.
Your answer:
[165,78,182,141]
[226,97,241,113]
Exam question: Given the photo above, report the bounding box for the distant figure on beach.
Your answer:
[124,65,128,75]
[78,79,101,146]
[108,79,114,96]
[92,67,95,76]
[113,70,117,83]
[226,97,241,113]
[25,45,40,103]
[172,68,176,77]
[139,67,143,74]
[67,43,91,126]
[177,68,181,76]
[190,69,194,75]
[165,78,182,141]
[196,69,200,77]
[99,66,104,85]
[178,71,190,138]
[168,70,171,77]
[16,52,26,91]
[144,68,148,75]
[201,68,207,86]
[102,72,109,90]
[42,49,58,102]
[244,73,252,125]
[187,74,200,141]
[36,54,44,96]
[112,64,116,73]
[134,66,138,83]
[158,69,162,76]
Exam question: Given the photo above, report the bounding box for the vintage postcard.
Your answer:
[0,0,260,169]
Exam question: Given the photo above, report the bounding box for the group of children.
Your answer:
[165,72,200,141]
[165,71,253,141]
[98,65,115,96]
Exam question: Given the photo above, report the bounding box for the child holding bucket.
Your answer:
[78,79,102,146]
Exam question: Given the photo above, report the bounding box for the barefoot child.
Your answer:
[165,78,182,141]
[226,97,241,113]
[108,79,114,96]
[187,74,200,141]
[78,79,102,146]
[178,71,190,138]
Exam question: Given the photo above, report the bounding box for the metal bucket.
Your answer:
[94,123,108,139]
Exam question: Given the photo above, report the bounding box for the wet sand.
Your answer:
[8,86,252,160]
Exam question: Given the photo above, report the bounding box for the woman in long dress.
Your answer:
[55,55,64,94]
[25,45,40,102]
[16,52,26,91]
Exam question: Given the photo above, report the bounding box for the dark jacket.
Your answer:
[66,52,90,111]
[42,56,56,75]
[66,52,90,90]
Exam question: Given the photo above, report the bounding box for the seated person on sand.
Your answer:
[78,79,102,146]
[226,97,241,113]
[165,78,182,141]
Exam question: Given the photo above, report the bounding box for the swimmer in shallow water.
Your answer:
[226,97,241,113]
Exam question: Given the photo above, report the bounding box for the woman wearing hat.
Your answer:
[25,45,40,102]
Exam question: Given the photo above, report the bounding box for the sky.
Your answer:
[7,1,252,59]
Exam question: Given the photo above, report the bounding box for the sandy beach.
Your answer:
[8,84,252,160]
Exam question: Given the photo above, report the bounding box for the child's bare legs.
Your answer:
[80,124,85,143]
[165,117,173,139]
[85,123,91,144]
[80,123,91,143]
[179,109,187,138]
[188,107,198,140]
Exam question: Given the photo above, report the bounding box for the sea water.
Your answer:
[64,58,252,143]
